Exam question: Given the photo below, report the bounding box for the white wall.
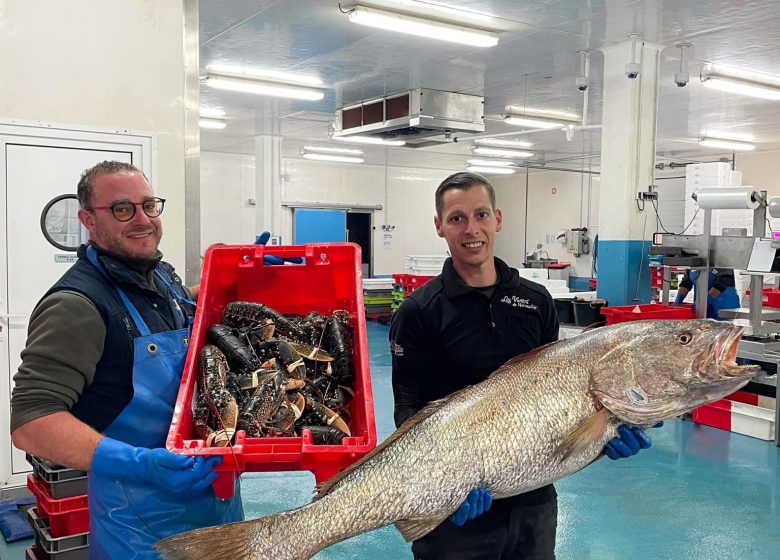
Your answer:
[200,152,607,279]
[201,153,458,276]
[492,172,528,268]
[200,152,256,249]
[384,166,451,273]
[524,171,599,278]
[0,1,188,270]
[736,149,780,195]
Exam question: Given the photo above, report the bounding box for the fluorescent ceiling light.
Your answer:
[698,137,756,151]
[347,5,499,48]
[700,64,780,101]
[467,165,516,175]
[504,115,574,129]
[204,75,324,101]
[303,145,364,155]
[303,152,365,164]
[467,158,515,167]
[199,118,226,130]
[473,146,533,158]
[199,107,226,118]
[207,64,323,86]
[332,135,406,147]
[474,138,533,148]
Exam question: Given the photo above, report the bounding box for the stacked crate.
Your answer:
[404,255,447,276]
[363,278,395,318]
[391,274,435,314]
[25,455,89,560]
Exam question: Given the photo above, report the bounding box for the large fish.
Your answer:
[158,320,759,560]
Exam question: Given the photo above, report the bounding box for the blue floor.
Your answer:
[3,321,778,559]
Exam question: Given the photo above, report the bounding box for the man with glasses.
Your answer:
[11,161,243,558]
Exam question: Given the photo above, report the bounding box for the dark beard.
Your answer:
[90,241,162,276]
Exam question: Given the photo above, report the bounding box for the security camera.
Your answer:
[625,62,641,79]
[575,76,589,92]
[674,42,692,88]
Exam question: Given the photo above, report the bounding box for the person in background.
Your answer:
[674,268,740,319]
[390,171,655,560]
[10,161,243,559]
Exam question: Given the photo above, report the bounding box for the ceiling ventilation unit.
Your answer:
[333,88,484,142]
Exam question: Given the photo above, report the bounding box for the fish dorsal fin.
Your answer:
[313,396,454,500]
[491,340,558,377]
[395,514,449,542]
[552,407,610,462]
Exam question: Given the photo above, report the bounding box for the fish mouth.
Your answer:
[702,325,760,381]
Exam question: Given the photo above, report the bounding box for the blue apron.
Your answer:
[86,247,243,559]
[688,269,740,320]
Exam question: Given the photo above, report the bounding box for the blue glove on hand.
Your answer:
[604,423,662,460]
[450,487,493,526]
[674,292,686,305]
[92,438,221,492]
[254,231,303,265]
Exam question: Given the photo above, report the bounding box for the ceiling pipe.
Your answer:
[453,124,601,144]
[511,163,600,175]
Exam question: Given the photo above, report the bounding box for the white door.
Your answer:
[0,127,150,491]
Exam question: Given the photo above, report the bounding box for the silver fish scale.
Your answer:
[159,319,758,560]
[247,335,621,559]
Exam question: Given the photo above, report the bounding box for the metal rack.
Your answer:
[653,191,779,445]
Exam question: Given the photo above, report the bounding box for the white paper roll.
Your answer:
[694,187,761,210]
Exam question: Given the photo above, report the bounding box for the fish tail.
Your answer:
[156,511,305,560]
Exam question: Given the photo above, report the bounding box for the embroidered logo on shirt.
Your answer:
[500,295,538,311]
[391,340,404,357]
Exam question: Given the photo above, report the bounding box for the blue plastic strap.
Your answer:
[153,269,196,327]
[86,245,152,337]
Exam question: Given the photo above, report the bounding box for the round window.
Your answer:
[40,194,83,251]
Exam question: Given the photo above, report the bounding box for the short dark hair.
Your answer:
[435,171,496,217]
[77,161,146,208]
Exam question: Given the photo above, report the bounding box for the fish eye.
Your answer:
[678,332,693,345]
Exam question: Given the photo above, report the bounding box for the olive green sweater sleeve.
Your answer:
[10,291,105,433]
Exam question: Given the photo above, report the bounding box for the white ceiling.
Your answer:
[198,0,780,171]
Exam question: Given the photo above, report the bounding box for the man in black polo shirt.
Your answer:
[390,172,653,559]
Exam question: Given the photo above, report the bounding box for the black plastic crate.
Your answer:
[28,507,89,560]
[26,455,88,499]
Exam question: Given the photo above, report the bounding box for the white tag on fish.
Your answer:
[626,387,649,406]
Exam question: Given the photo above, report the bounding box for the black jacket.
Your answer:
[390,257,559,509]
[391,257,559,427]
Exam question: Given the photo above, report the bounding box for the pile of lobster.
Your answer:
[194,301,355,446]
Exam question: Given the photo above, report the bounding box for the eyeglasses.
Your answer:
[87,197,166,222]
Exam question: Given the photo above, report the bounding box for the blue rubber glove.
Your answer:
[604,423,662,460]
[254,231,303,265]
[674,292,686,305]
[92,438,221,492]
[450,487,493,526]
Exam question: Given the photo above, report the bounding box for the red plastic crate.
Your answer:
[392,273,435,295]
[692,390,776,440]
[26,475,89,538]
[600,303,695,324]
[745,287,780,308]
[166,243,377,499]
[691,400,730,429]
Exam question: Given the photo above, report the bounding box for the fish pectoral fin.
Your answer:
[552,407,610,463]
[395,515,449,542]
